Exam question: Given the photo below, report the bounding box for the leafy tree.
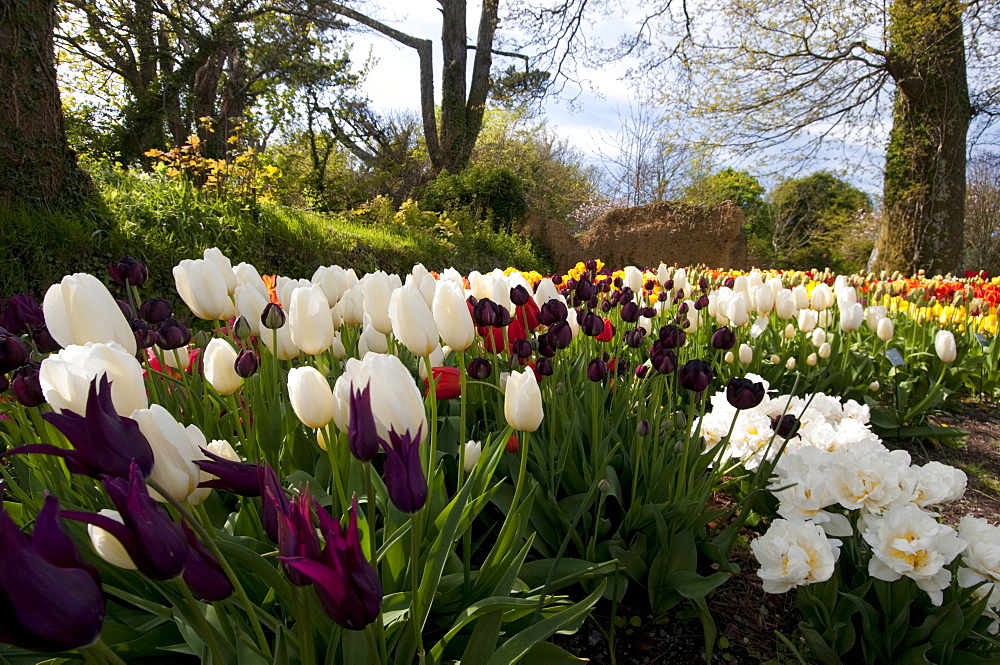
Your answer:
[964,154,1000,273]
[632,0,1000,274]
[58,0,356,164]
[1,0,98,211]
[768,172,874,272]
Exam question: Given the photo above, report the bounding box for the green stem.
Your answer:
[173,578,226,664]
[410,509,425,662]
[424,354,439,479]
[362,461,386,660]
[148,482,272,658]
[296,586,316,665]
[81,638,129,665]
[365,623,382,665]
[322,427,348,513]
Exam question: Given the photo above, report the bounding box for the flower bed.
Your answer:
[0,254,998,663]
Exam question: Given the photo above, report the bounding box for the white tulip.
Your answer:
[288,367,335,429]
[88,510,138,570]
[362,271,397,334]
[775,290,797,320]
[43,272,137,355]
[504,368,543,432]
[839,302,864,332]
[877,317,895,342]
[312,265,351,307]
[410,264,437,308]
[389,282,439,357]
[289,284,336,355]
[261,322,300,360]
[203,247,238,295]
[203,338,241,395]
[173,259,234,321]
[798,309,818,333]
[463,440,482,473]
[811,328,827,348]
[333,354,427,442]
[739,343,753,365]
[433,280,475,351]
[132,404,208,505]
[40,342,147,416]
[935,330,957,363]
[624,266,643,293]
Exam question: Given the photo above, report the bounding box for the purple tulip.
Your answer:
[261,302,286,330]
[195,448,263,496]
[510,285,530,307]
[276,490,325,586]
[678,359,713,393]
[694,295,709,310]
[580,312,605,337]
[381,426,427,513]
[348,384,380,463]
[635,364,650,379]
[63,462,189,580]
[512,338,532,359]
[108,256,148,287]
[492,303,512,328]
[6,376,154,479]
[234,349,259,378]
[0,294,46,335]
[155,318,192,350]
[771,415,801,439]
[30,324,61,353]
[0,495,106,652]
[0,374,8,393]
[637,418,650,436]
[552,274,563,286]
[711,327,737,350]
[260,464,291,543]
[659,324,687,349]
[181,522,233,601]
[0,331,29,374]
[650,347,677,375]
[536,333,556,358]
[538,300,568,326]
[575,279,594,302]
[467,357,493,380]
[132,320,157,349]
[624,328,646,348]
[548,321,573,349]
[139,297,173,325]
[726,377,765,410]
[473,299,497,327]
[536,357,553,376]
[621,302,640,323]
[587,357,607,382]
[279,498,382,631]
[10,362,44,407]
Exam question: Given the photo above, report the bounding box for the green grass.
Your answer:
[0,165,550,297]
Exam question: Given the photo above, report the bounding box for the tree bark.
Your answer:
[0,0,98,210]
[873,0,970,276]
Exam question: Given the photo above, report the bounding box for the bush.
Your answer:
[422,165,528,232]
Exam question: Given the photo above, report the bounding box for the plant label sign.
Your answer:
[885,348,906,367]
[974,332,990,347]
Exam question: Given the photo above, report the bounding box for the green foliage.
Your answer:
[0,162,549,297]
[684,168,773,265]
[423,165,528,232]
[768,172,873,272]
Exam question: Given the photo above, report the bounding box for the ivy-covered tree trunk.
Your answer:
[873,0,970,275]
[0,0,98,210]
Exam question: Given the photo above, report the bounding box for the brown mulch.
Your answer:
[558,399,1000,664]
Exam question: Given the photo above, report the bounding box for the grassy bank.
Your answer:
[0,165,549,297]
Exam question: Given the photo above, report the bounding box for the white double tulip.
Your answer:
[40,342,147,416]
[43,272,137,355]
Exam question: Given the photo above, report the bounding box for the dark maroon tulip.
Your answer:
[694,295,709,310]
[260,464,291,543]
[678,302,690,315]
[0,332,29,374]
[181,522,233,601]
[549,321,573,349]
[538,300,568,326]
[536,357,553,376]
[585,259,598,272]
[492,303,512,327]
[234,349,259,378]
[659,324,687,349]
[116,298,135,321]
[726,377,766,410]
[635,364,650,379]
[552,274,563,285]
[280,498,382,631]
[30,325,61,353]
[261,302,286,329]
[650,347,677,375]
[0,294,45,335]
[664,279,674,291]
[109,256,148,287]
[63,462,189,581]
[132,320,157,349]
[644,279,656,291]
[196,448,263,496]
[510,285,530,307]
[678,360,713,393]
[575,279,594,302]
[580,312,605,337]
[0,374,8,393]
[536,333,556,358]
[139,297,172,325]
[641,306,656,318]
[613,277,623,288]
[621,302,640,323]
[724,277,736,288]
[348,384,380,463]
[619,287,635,304]
[512,338,532,359]
[6,375,154,479]
[10,362,44,407]
[624,328,646,348]
[637,419,650,436]
[473,299,497,327]
[699,277,710,291]
[771,415,801,439]
[587,358,607,382]
[381,426,427,513]
[467,357,492,379]
[711,327,737,350]
[658,291,669,302]
[0,496,105,652]
[155,318,191,350]
[600,300,612,313]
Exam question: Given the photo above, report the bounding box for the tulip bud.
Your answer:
[203,339,241,395]
[810,328,826,348]
[869,380,880,391]
[504,368,543,432]
[261,302,286,330]
[109,256,148,286]
[234,349,259,378]
[785,357,796,370]
[637,418,650,436]
[770,354,780,364]
[818,342,831,359]
[588,357,608,382]
[11,362,44,406]
[806,352,817,366]
[153,318,191,351]
[935,330,957,363]
[872,317,893,342]
[288,367,335,429]
[233,315,252,340]
[0,331,30,374]
[739,343,753,365]
[463,440,482,473]
[784,323,796,339]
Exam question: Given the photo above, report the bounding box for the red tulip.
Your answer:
[424,366,461,400]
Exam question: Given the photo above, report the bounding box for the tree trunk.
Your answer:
[0,0,98,209]
[873,0,970,276]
